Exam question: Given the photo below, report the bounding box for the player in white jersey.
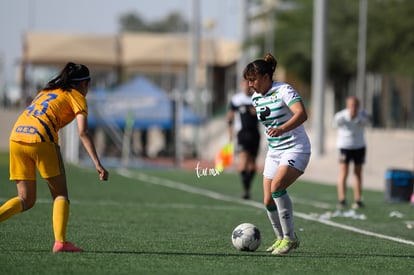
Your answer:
[243,53,311,255]
[334,96,370,209]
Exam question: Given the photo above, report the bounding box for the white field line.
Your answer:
[117,168,414,247]
[0,199,253,212]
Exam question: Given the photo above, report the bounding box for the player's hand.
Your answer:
[267,127,284,137]
[97,166,109,181]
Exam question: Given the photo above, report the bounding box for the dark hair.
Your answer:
[44,62,90,91]
[243,53,277,80]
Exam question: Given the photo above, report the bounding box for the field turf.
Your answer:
[0,153,413,274]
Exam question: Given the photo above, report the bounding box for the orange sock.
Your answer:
[0,197,24,222]
[53,197,69,242]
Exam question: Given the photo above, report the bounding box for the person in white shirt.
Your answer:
[334,96,370,209]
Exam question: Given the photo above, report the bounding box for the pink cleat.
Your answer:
[53,241,84,253]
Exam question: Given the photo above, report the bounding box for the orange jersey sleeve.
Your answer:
[10,88,88,144]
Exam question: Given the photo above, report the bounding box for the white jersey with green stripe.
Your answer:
[251,81,311,153]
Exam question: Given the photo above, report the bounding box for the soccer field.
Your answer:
[0,153,413,275]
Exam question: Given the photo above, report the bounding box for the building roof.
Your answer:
[23,32,119,68]
[23,32,240,73]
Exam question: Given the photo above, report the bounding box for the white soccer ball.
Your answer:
[231,223,261,252]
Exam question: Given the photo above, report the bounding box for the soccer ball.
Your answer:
[231,223,261,251]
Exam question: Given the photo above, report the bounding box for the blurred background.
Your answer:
[0,0,413,171]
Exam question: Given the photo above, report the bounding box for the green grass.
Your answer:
[0,153,413,275]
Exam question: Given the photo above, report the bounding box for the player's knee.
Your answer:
[21,197,36,211]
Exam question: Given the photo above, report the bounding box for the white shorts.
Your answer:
[263,149,311,179]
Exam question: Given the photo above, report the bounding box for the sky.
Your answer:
[0,0,241,85]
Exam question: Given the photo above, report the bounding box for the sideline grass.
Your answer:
[0,153,413,274]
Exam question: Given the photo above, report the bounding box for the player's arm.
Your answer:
[268,100,308,137]
[226,109,235,142]
[76,113,109,181]
[334,112,347,126]
[358,110,371,126]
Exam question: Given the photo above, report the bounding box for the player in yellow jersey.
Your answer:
[0,62,109,252]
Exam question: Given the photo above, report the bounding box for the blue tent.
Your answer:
[87,76,204,129]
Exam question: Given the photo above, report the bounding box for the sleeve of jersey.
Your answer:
[70,91,88,116]
[281,84,302,107]
[229,99,237,111]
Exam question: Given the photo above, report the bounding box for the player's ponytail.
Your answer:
[44,62,90,91]
[263,53,277,75]
[243,53,278,80]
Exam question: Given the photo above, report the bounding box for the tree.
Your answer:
[367,0,414,75]
[272,0,314,84]
[119,11,188,33]
[260,0,414,82]
[268,0,359,86]
[119,13,147,32]
[255,0,414,114]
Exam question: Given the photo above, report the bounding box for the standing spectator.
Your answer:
[0,62,109,252]
[334,96,370,209]
[227,79,260,199]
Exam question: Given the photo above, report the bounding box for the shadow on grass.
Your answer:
[0,249,269,257]
[84,250,414,259]
[89,250,273,257]
[3,249,413,259]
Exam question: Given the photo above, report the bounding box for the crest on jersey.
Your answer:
[270,92,278,102]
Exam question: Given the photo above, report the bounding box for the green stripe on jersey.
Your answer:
[288,98,302,107]
[268,143,296,150]
[268,135,291,142]
[263,113,286,123]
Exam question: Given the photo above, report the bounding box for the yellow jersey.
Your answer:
[10,88,87,144]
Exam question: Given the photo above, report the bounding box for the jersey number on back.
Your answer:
[26,93,58,116]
